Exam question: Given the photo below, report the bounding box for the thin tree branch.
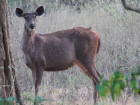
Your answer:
[121,0,140,13]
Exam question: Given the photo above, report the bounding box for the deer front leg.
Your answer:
[35,67,44,96]
[31,69,36,91]
[34,67,44,105]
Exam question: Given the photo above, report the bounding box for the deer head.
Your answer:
[15,6,44,31]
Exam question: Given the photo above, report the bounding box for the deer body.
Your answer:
[16,6,101,104]
[22,27,99,71]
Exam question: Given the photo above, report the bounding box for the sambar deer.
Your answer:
[15,6,101,104]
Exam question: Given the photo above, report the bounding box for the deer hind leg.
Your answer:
[96,69,101,79]
[76,61,101,80]
[76,58,100,104]
[75,61,92,78]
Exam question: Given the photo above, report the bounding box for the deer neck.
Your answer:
[21,25,36,53]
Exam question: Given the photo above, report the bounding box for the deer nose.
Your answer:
[29,24,35,29]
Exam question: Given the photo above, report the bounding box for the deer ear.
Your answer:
[35,6,44,16]
[15,8,24,17]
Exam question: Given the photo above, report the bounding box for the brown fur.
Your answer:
[15,6,101,104]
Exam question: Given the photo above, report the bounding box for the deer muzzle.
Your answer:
[29,24,35,29]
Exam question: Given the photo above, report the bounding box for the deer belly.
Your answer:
[44,46,76,71]
[45,60,76,71]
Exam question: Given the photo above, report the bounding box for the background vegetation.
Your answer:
[7,0,140,104]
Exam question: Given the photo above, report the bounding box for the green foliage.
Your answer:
[0,97,18,105]
[96,66,140,101]
[130,66,140,94]
[0,96,53,105]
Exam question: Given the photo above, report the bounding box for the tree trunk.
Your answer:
[0,0,23,105]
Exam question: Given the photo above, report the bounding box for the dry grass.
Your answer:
[9,1,140,105]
